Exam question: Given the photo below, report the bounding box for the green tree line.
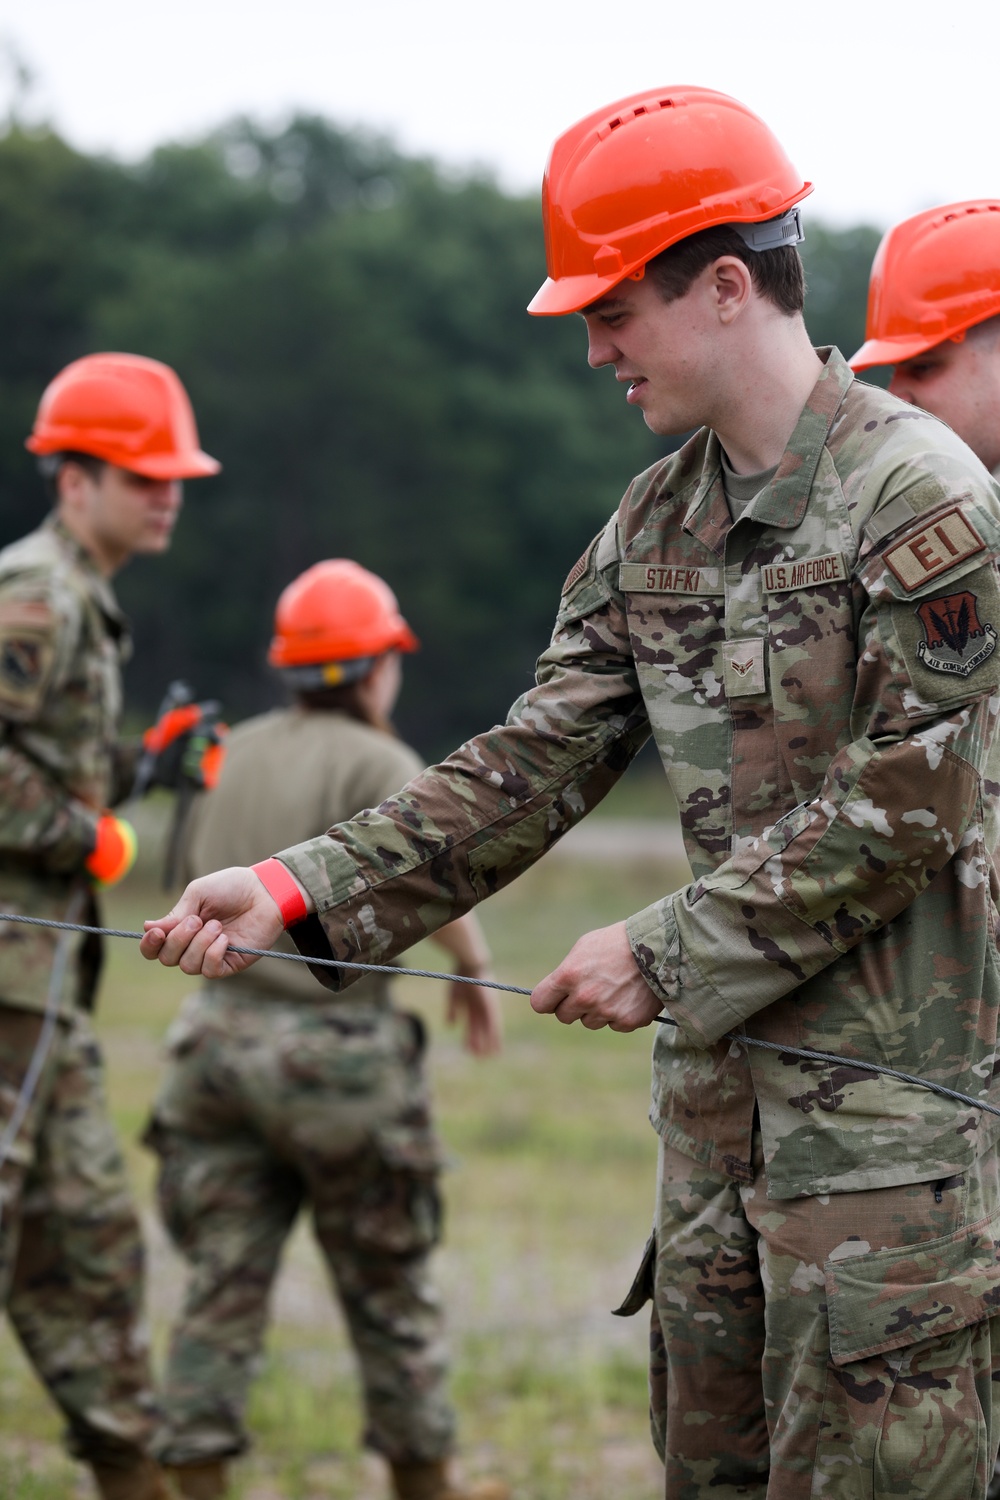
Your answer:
[0,116,882,757]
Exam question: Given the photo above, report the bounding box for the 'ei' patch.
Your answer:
[884,507,985,592]
[915,591,998,678]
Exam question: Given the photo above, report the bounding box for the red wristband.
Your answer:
[250,858,309,927]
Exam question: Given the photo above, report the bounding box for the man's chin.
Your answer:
[135,532,174,555]
[643,410,698,439]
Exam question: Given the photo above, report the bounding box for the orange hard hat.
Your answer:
[268,560,418,682]
[26,352,220,479]
[851,201,1000,370]
[528,86,812,316]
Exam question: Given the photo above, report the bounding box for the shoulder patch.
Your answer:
[562,547,591,595]
[914,591,998,679]
[883,506,985,592]
[0,636,45,687]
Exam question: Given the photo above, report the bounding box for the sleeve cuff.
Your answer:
[626,894,747,1047]
[274,834,368,915]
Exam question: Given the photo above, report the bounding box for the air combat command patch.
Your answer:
[915,590,998,678]
[1,637,44,687]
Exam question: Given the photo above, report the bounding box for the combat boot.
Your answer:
[161,1460,230,1499]
[389,1459,509,1500]
[90,1456,173,1500]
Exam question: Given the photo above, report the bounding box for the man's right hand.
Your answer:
[140,866,286,977]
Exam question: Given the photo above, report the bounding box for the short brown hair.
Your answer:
[645,225,805,316]
[295,679,396,737]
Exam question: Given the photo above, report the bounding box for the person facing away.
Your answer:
[0,353,219,1500]
[850,200,1000,477]
[142,88,1000,1498]
[145,559,509,1500]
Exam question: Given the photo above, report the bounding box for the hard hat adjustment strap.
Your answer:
[731,206,805,253]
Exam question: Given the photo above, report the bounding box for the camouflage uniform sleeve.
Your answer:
[277,514,651,987]
[108,738,142,807]
[627,482,1000,1047]
[0,576,99,869]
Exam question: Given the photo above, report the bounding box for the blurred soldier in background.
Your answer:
[0,353,219,1500]
[851,201,1000,476]
[145,560,508,1500]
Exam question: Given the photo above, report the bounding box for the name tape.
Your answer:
[761,552,848,594]
[619,562,724,596]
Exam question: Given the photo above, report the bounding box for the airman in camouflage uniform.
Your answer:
[849,199,1000,482]
[142,92,1000,1496]
[146,561,507,1500]
[0,353,218,1500]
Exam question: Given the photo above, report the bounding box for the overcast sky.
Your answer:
[1,0,997,230]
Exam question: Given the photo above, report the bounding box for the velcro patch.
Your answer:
[619,562,724,595]
[915,591,998,678]
[0,636,44,687]
[762,553,848,594]
[562,549,590,595]
[884,507,985,592]
[722,638,766,697]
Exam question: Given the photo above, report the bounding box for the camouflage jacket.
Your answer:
[278,350,1000,1198]
[0,515,135,1014]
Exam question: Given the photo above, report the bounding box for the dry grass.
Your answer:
[0,796,687,1499]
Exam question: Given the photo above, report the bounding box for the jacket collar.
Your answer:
[45,514,130,634]
[681,347,854,548]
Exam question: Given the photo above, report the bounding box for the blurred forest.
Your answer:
[0,116,883,758]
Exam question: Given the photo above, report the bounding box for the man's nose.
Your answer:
[587,326,617,369]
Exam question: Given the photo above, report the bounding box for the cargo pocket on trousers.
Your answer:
[817,1211,1000,1499]
[612,1230,656,1316]
[353,1120,445,1258]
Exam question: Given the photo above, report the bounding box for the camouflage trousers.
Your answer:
[144,985,455,1467]
[0,1004,158,1466]
[646,1133,1000,1499]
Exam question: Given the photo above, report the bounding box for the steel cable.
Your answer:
[1,910,999,1122]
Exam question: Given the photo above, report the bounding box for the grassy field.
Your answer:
[0,789,688,1499]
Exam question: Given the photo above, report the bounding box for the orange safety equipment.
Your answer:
[850,201,1000,370]
[85,813,138,888]
[268,560,418,683]
[26,353,220,480]
[528,86,812,316]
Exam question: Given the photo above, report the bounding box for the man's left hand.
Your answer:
[531,920,663,1032]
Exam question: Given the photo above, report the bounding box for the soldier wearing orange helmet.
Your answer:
[0,353,219,1500]
[144,91,1000,1495]
[850,201,1000,476]
[143,560,506,1500]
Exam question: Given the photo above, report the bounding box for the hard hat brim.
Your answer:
[848,333,945,371]
[24,435,221,479]
[528,271,627,317]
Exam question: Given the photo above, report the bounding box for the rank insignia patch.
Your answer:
[0,637,43,686]
[915,591,997,678]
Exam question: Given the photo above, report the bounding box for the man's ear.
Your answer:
[711,256,753,325]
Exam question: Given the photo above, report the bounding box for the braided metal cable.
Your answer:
[2,910,999,1121]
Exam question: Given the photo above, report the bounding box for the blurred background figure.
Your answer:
[850,201,1000,476]
[144,559,508,1500]
[0,352,218,1500]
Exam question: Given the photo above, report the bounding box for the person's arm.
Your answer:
[431,911,502,1056]
[0,578,100,870]
[140,515,650,974]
